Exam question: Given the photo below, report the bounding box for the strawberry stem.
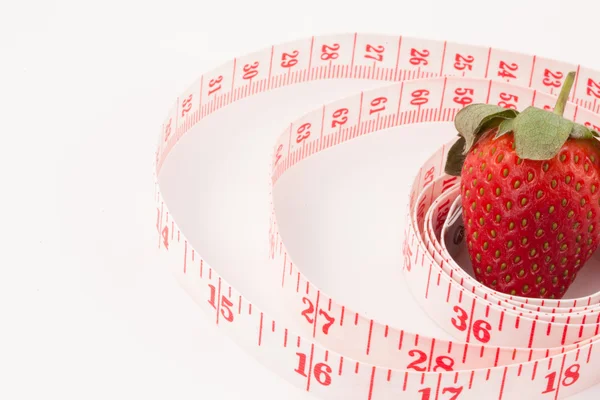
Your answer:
[553,71,576,117]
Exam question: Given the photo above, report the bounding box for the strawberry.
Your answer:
[444,72,600,299]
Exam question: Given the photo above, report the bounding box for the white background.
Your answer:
[3,0,600,398]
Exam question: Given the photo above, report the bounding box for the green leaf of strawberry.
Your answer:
[510,106,574,160]
[571,123,598,139]
[495,118,515,140]
[454,104,519,155]
[444,136,467,176]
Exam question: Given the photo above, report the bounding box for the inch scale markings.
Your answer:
[154,33,600,399]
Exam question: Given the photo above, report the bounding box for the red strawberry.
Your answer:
[445,72,600,299]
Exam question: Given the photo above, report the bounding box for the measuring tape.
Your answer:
[153,33,600,399]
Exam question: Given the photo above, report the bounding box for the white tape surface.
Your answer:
[154,33,600,399]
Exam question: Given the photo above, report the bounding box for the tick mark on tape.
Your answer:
[305,344,316,391]
[367,366,376,400]
[281,253,286,287]
[183,241,187,274]
[528,320,537,348]
[468,370,475,389]
[553,354,568,400]
[258,313,264,346]
[366,320,374,355]
[561,323,569,346]
[425,263,432,299]
[498,366,508,400]
[427,339,436,371]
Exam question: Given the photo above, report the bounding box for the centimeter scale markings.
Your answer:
[156,34,600,174]
[153,33,600,399]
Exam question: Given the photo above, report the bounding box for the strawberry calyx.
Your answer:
[445,71,600,176]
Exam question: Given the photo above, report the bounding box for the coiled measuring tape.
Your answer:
[153,33,600,399]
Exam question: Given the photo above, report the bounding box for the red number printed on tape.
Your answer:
[542,364,580,394]
[161,225,169,249]
[301,297,335,334]
[498,92,519,109]
[296,123,311,143]
[443,42,491,77]
[498,60,518,80]
[410,48,430,66]
[281,50,299,68]
[454,53,474,71]
[321,43,340,61]
[411,89,430,106]
[543,69,564,88]
[208,75,223,96]
[453,88,474,106]
[331,108,349,127]
[163,118,172,142]
[451,305,491,343]
[243,62,260,80]
[274,144,283,166]
[587,78,600,99]
[435,198,451,232]
[181,94,193,117]
[295,353,332,386]
[369,96,387,114]
[364,44,385,62]
[208,284,234,322]
[407,349,455,372]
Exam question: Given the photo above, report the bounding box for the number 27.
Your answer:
[301,297,335,334]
